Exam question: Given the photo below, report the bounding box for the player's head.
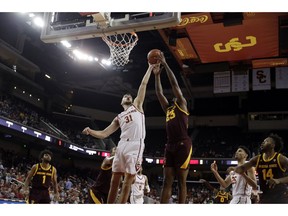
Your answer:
[235,145,250,160]
[260,133,284,153]
[121,93,133,106]
[39,149,53,163]
[267,133,284,152]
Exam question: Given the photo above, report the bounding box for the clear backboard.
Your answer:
[40,12,181,43]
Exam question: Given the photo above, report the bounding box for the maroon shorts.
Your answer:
[164,138,192,169]
[88,188,108,204]
[28,188,50,204]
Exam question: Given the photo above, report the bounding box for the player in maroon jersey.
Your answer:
[23,149,59,204]
[235,133,288,203]
[153,53,192,203]
[88,147,116,204]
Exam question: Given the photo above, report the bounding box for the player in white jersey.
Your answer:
[82,63,154,204]
[210,146,257,204]
[130,167,150,204]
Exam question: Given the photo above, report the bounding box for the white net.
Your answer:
[102,32,138,66]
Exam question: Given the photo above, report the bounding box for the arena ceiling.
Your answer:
[0,12,287,116]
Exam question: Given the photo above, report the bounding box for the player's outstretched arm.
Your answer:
[159,53,187,111]
[234,156,258,174]
[154,65,169,113]
[133,64,154,112]
[82,117,119,139]
[210,161,231,188]
[242,166,257,190]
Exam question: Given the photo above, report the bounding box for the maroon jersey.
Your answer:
[214,191,230,204]
[31,163,55,189]
[255,152,288,203]
[91,165,112,196]
[166,101,191,150]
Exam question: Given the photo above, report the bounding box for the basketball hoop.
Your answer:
[102,32,138,66]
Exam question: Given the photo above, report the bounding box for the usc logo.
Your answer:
[256,70,267,83]
[178,15,209,27]
[214,36,257,53]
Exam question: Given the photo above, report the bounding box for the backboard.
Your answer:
[40,12,181,43]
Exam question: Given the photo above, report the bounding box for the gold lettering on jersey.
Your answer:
[268,164,277,168]
[214,36,257,53]
[258,164,269,168]
[36,172,52,176]
[178,15,208,27]
[262,168,274,180]
[166,107,176,122]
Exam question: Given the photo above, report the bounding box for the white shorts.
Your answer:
[130,195,144,204]
[230,195,251,204]
[112,139,145,175]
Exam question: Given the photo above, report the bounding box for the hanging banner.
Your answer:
[275,67,288,89]
[186,17,279,63]
[232,69,249,92]
[213,71,231,93]
[252,68,271,90]
[252,58,288,68]
[243,12,287,20]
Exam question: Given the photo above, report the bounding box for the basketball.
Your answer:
[147,49,161,64]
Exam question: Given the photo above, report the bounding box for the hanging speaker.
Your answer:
[223,13,243,27]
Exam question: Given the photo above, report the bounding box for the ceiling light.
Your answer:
[61,40,71,48]
[33,17,44,27]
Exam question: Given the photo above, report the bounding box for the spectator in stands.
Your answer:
[65,178,73,190]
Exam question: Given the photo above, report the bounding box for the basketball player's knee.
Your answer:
[177,177,187,186]
[177,181,186,190]
[163,177,174,186]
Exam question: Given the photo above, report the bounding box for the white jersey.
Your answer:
[112,104,145,174]
[229,171,252,204]
[118,105,145,140]
[130,174,146,204]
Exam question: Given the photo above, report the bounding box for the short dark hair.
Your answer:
[39,149,53,161]
[238,145,251,159]
[268,133,284,152]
